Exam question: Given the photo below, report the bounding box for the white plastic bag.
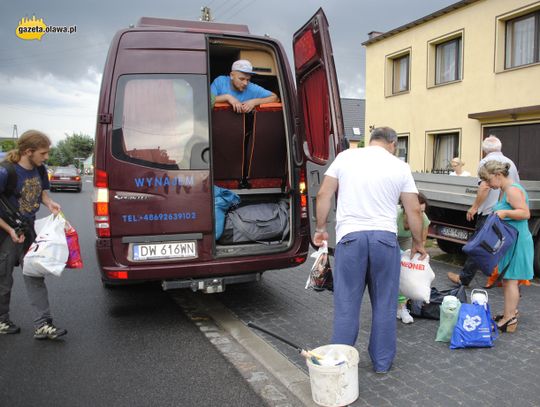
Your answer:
[305,240,333,291]
[23,214,68,277]
[399,249,435,302]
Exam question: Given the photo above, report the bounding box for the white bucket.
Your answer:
[306,344,359,407]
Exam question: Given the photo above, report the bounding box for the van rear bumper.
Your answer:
[96,237,309,283]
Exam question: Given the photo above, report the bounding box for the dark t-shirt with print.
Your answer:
[0,163,50,220]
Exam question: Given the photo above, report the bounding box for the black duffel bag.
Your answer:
[407,286,467,320]
[219,201,289,244]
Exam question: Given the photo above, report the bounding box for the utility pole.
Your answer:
[12,124,18,139]
[200,6,212,22]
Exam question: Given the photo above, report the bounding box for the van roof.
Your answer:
[137,17,250,35]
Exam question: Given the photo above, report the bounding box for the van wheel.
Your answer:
[436,239,463,254]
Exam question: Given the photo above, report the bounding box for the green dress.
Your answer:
[494,183,534,280]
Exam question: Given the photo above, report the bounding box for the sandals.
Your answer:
[494,310,519,322]
[497,317,518,333]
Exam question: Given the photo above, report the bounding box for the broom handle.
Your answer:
[247,322,303,352]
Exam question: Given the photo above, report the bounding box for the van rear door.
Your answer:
[293,8,345,247]
[106,30,213,265]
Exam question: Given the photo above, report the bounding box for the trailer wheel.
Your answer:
[436,239,463,254]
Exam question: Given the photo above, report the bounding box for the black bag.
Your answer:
[219,201,289,244]
[407,286,467,320]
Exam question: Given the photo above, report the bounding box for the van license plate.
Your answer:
[132,241,197,261]
[439,226,468,241]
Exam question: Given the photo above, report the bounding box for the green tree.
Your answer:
[0,139,16,152]
[48,132,94,167]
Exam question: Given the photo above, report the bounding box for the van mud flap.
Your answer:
[161,273,262,293]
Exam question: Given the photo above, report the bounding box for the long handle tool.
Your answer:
[247,322,322,363]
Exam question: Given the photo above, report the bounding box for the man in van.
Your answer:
[313,126,426,374]
[210,59,278,113]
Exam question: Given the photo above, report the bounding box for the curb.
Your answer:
[172,291,316,407]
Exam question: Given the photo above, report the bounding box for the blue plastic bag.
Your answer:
[450,303,498,349]
[214,186,240,240]
[462,213,518,276]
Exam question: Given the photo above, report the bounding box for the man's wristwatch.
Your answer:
[315,228,326,233]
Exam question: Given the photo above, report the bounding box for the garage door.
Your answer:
[484,123,540,180]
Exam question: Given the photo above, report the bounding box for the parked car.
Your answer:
[50,167,82,192]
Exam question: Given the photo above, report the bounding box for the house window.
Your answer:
[505,11,540,68]
[385,48,411,97]
[392,54,409,93]
[397,136,409,162]
[435,38,462,84]
[432,133,459,173]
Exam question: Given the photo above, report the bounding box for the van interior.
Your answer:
[208,38,293,256]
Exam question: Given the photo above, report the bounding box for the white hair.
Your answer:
[482,135,502,154]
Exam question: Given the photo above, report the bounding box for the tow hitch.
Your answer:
[161,273,261,293]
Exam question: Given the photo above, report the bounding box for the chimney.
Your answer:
[368,31,383,39]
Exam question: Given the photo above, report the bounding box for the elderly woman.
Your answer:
[449,157,471,176]
[478,160,534,332]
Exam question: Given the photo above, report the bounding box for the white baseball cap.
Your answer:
[231,59,255,74]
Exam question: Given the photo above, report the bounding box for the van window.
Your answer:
[112,74,209,170]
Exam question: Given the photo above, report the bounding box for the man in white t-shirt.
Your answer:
[313,126,426,374]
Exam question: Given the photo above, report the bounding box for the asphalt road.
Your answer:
[0,177,263,407]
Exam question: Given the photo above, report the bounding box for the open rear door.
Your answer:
[293,8,345,248]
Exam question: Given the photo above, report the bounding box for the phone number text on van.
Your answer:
[122,212,197,223]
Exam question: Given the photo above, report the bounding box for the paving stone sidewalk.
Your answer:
[216,253,540,406]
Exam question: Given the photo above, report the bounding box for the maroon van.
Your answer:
[93,9,345,291]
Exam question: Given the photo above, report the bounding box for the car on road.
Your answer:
[50,166,82,192]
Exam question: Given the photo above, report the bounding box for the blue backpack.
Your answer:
[450,302,498,349]
[462,213,518,276]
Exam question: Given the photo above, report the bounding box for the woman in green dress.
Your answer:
[478,161,534,333]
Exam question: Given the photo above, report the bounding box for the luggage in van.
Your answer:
[219,201,289,244]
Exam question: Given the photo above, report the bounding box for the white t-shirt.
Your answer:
[477,151,520,215]
[325,145,418,243]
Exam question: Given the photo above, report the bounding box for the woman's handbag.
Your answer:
[462,213,518,276]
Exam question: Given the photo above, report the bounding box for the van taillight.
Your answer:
[93,170,110,237]
[95,169,108,188]
[107,271,128,280]
[299,168,308,219]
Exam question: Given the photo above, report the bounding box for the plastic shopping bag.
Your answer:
[399,250,435,302]
[23,214,68,277]
[305,240,333,292]
[450,302,498,349]
[435,296,462,342]
[65,221,83,269]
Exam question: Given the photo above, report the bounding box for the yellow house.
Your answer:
[363,0,540,179]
